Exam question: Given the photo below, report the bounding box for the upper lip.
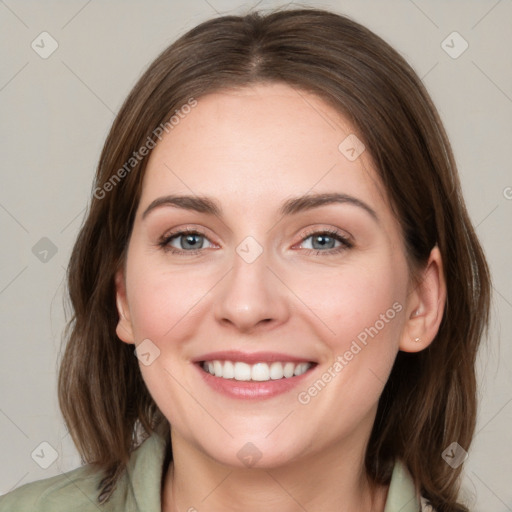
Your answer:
[193,350,316,364]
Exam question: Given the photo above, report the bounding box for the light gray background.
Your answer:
[0,0,511,510]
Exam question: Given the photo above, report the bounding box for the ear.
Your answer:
[399,245,446,353]
[115,269,135,345]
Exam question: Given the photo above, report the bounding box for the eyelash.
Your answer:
[158,227,353,256]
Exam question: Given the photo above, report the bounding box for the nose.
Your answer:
[213,244,290,334]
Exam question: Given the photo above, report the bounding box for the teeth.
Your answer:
[269,362,284,380]
[213,360,223,377]
[251,362,270,381]
[201,360,312,381]
[223,360,235,379]
[234,362,251,381]
[294,362,310,376]
[283,362,295,378]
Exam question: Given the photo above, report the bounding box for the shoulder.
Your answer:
[0,464,108,512]
[0,426,170,512]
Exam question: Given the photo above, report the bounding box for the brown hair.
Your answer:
[58,8,491,511]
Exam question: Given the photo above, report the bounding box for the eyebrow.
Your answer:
[142,192,379,223]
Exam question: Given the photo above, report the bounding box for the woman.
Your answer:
[0,7,490,512]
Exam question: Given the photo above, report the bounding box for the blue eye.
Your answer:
[299,229,353,255]
[160,229,213,254]
[159,228,352,256]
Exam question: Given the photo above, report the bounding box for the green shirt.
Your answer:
[0,431,431,511]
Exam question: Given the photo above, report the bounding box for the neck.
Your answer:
[161,431,388,512]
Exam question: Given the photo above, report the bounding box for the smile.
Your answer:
[193,350,318,399]
[201,360,312,381]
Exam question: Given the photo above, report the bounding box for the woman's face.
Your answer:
[116,82,420,468]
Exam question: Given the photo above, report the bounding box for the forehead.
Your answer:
[140,83,388,217]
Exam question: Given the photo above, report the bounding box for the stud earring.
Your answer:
[414,337,421,343]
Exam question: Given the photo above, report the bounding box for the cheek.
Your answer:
[292,256,407,411]
[293,265,405,426]
[124,250,212,342]
[296,259,406,351]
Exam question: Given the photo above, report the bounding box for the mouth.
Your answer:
[193,351,317,399]
[199,360,314,382]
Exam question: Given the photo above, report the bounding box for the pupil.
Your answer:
[313,235,333,250]
[184,234,201,249]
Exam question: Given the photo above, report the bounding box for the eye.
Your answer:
[158,227,353,256]
[159,228,214,255]
[297,228,353,255]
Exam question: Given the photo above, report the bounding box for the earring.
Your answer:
[414,337,421,343]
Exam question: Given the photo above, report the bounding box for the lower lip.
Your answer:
[195,363,315,400]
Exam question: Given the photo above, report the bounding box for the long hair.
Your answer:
[58,8,491,511]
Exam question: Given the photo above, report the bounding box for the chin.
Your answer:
[196,434,306,470]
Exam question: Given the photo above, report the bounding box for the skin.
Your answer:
[115,82,446,512]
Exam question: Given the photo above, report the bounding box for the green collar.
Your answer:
[383,459,421,511]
